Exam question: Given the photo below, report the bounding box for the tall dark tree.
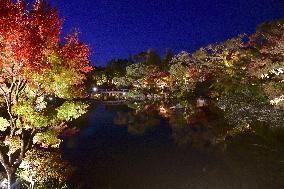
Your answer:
[162,48,174,70]
[132,52,147,64]
[106,59,131,77]
[145,49,161,65]
[104,59,132,85]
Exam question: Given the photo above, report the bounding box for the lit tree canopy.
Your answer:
[248,19,284,108]
[0,1,92,188]
[17,148,73,188]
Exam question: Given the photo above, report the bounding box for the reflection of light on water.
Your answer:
[61,102,284,189]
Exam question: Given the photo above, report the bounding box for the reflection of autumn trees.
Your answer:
[168,100,284,158]
[113,101,231,149]
[113,98,284,157]
[110,101,284,188]
[168,102,229,150]
[118,101,259,151]
[113,103,161,135]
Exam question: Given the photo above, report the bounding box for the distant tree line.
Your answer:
[92,19,284,127]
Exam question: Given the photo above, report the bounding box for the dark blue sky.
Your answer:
[45,0,284,66]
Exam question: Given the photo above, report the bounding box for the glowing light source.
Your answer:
[92,87,98,92]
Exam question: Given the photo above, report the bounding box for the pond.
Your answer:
[61,101,284,189]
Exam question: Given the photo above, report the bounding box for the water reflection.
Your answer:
[61,101,284,189]
[114,100,231,150]
[113,102,161,135]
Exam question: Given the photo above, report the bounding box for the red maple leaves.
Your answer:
[0,0,92,84]
[61,32,93,73]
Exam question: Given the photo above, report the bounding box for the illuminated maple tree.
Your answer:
[248,19,284,108]
[0,1,92,188]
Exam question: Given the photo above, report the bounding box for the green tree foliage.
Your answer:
[112,76,131,88]
[169,51,194,97]
[17,148,73,188]
[196,36,250,96]
[169,63,188,87]
[92,67,108,86]
[125,63,159,89]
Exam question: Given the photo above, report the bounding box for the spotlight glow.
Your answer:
[93,87,98,92]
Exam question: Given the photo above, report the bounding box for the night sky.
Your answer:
[44,0,283,66]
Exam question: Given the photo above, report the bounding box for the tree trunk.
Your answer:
[6,168,16,189]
